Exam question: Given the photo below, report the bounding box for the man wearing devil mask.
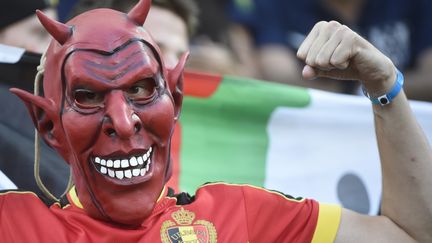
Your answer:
[0,0,431,242]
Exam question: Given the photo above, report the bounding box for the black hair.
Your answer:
[70,0,199,37]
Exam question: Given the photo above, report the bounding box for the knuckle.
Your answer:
[297,51,306,60]
[341,24,350,31]
[316,21,328,28]
[341,26,356,38]
[296,52,305,60]
[330,58,347,69]
[328,20,341,28]
[325,21,342,37]
[316,56,328,67]
[351,33,361,43]
[336,25,348,35]
[341,30,355,42]
[345,33,359,46]
[305,56,315,66]
[329,57,341,66]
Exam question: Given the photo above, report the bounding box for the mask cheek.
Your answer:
[141,96,176,141]
[62,111,102,155]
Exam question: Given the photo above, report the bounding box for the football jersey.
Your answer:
[0,182,341,242]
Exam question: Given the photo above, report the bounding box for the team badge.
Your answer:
[160,207,217,243]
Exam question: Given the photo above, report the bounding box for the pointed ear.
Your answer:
[168,52,189,121]
[10,88,61,149]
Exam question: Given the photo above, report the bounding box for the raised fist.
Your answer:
[297,21,397,94]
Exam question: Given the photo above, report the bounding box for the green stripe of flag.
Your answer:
[180,76,311,192]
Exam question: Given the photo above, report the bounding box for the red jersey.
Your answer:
[0,182,341,242]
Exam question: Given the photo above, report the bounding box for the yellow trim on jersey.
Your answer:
[311,204,341,243]
[69,186,83,209]
[67,186,167,209]
[157,186,167,202]
[199,182,305,202]
[0,191,38,197]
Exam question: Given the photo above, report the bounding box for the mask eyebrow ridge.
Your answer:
[83,50,144,71]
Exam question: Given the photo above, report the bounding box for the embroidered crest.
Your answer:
[160,207,217,243]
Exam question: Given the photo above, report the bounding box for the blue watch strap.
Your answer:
[362,69,404,106]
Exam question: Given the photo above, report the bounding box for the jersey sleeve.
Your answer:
[242,185,341,243]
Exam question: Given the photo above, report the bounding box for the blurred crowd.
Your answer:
[0,0,431,199]
[1,0,432,101]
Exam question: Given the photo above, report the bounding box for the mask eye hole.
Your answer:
[126,78,157,104]
[73,89,104,108]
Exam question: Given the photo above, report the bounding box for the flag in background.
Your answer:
[168,72,432,215]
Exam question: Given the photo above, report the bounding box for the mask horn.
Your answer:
[36,10,72,45]
[127,0,151,26]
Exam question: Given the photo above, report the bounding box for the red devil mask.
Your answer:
[10,0,187,226]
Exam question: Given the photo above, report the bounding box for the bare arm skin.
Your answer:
[297,21,432,243]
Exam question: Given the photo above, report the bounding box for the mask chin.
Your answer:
[77,177,164,227]
[70,149,169,227]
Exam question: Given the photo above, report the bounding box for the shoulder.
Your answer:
[0,189,39,199]
[0,189,56,207]
[193,182,305,204]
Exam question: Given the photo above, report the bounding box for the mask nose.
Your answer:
[103,91,142,139]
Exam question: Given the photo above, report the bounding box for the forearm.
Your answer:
[296,21,432,241]
[374,90,432,242]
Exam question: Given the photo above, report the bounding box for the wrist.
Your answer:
[362,68,404,106]
[362,59,397,94]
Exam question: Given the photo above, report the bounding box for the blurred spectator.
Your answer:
[0,1,70,195]
[70,0,251,76]
[0,1,56,54]
[186,0,243,76]
[57,0,79,22]
[69,0,198,69]
[229,0,432,100]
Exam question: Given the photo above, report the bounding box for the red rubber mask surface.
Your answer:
[13,0,186,226]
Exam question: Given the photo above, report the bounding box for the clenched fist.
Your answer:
[297,21,397,96]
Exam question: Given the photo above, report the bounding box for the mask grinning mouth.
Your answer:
[92,147,153,180]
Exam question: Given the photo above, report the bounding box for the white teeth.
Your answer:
[137,156,144,165]
[114,160,120,168]
[144,148,152,161]
[108,169,115,178]
[132,169,140,176]
[115,171,124,179]
[107,159,113,168]
[94,146,153,179]
[130,157,138,166]
[124,170,132,178]
[121,159,129,168]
